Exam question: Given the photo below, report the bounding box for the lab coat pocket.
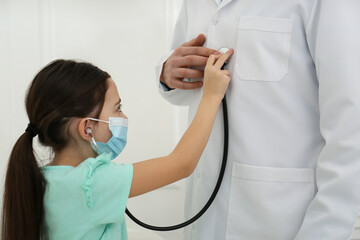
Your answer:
[225,163,315,240]
[235,16,293,81]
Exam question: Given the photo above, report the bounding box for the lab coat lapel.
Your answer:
[212,0,235,11]
[212,0,220,6]
[220,0,234,8]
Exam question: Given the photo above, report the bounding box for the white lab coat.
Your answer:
[155,0,360,239]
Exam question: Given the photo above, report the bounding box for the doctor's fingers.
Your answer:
[181,33,207,47]
[175,46,219,58]
[173,68,204,79]
[171,79,203,90]
[169,55,208,68]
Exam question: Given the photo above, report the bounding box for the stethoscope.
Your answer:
[125,47,230,231]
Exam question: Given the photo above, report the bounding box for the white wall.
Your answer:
[2,1,360,240]
[0,0,188,239]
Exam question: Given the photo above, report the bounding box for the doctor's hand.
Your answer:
[160,34,219,90]
[202,49,234,101]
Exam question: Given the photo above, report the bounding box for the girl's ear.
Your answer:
[78,118,93,141]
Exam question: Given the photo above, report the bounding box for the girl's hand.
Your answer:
[202,48,234,101]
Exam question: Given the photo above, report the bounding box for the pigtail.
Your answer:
[2,131,46,240]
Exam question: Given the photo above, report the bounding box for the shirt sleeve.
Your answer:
[294,0,360,239]
[155,0,199,106]
[81,155,133,225]
[154,0,187,96]
[160,81,172,92]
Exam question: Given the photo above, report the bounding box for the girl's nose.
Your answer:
[121,112,128,119]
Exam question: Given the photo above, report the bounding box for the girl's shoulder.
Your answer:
[40,153,113,172]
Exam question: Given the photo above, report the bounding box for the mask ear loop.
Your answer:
[87,117,109,153]
[88,117,109,124]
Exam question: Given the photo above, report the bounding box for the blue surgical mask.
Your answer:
[87,117,128,160]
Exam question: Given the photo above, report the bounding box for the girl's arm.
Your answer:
[129,49,233,198]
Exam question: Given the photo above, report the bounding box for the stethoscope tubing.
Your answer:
[125,94,229,231]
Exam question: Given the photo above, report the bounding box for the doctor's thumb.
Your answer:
[182,34,206,47]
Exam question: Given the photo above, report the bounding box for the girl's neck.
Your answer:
[50,146,96,167]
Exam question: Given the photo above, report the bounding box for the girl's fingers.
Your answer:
[206,52,224,68]
[222,70,230,76]
[214,49,234,69]
[206,54,217,66]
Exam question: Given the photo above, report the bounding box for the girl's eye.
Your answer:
[117,104,122,112]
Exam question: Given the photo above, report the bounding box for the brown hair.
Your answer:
[2,59,110,240]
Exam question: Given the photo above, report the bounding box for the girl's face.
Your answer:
[92,78,127,143]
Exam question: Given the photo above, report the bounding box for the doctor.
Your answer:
[156,0,360,239]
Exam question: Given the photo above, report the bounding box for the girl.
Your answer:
[1,49,233,240]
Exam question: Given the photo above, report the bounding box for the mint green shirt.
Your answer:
[40,153,133,239]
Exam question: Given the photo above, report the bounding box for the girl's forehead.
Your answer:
[105,79,120,102]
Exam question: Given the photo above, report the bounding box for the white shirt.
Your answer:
[156,0,360,239]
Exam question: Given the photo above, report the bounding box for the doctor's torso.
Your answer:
[176,0,324,239]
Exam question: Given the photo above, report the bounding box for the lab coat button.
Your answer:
[213,19,218,25]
